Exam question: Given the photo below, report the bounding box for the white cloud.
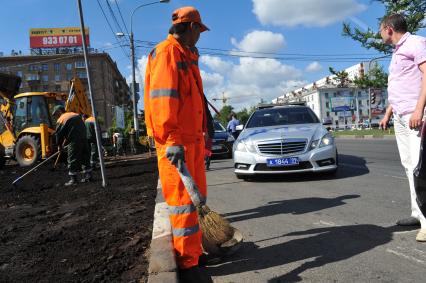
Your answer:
[135,52,308,111]
[201,56,233,74]
[200,55,306,111]
[230,30,286,53]
[305,61,323,72]
[252,0,367,27]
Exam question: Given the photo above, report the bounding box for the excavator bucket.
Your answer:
[65,77,92,117]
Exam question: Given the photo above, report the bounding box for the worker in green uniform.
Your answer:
[83,114,98,169]
[52,106,92,186]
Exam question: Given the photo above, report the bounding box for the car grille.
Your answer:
[257,139,307,155]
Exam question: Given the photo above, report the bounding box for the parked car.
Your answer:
[233,105,338,179]
[211,120,234,158]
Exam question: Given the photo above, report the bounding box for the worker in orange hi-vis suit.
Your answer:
[144,6,214,283]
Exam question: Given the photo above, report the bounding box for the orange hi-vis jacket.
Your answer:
[144,34,207,146]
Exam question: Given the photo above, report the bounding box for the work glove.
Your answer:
[166,145,185,171]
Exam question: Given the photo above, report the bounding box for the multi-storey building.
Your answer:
[0,52,130,131]
[273,63,387,128]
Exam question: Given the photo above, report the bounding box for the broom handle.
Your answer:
[177,163,205,207]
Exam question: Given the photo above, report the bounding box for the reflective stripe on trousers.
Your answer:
[157,141,207,269]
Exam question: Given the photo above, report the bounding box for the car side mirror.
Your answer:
[236,125,244,131]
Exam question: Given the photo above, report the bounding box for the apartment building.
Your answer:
[0,52,130,131]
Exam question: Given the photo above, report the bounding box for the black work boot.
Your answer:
[65,175,77,186]
[178,265,213,283]
[205,156,211,170]
[80,172,93,183]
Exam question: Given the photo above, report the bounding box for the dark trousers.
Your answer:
[68,140,91,176]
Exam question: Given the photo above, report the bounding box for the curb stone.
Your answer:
[147,180,178,283]
[335,135,396,140]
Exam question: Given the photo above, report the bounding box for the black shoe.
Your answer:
[396,217,420,226]
[65,176,77,186]
[178,265,213,283]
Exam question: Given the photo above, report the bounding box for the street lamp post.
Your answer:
[117,0,170,139]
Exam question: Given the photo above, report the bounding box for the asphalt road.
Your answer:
[205,138,426,283]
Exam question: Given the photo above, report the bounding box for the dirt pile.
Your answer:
[0,154,158,283]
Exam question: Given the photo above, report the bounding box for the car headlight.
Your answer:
[227,135,235,142]
[234,141,247,152]
[319,133,334,148]
[234,140,256,153]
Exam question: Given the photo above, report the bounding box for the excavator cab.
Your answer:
[10,92,66,167]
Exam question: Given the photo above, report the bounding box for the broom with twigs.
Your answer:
[177,163,237,254]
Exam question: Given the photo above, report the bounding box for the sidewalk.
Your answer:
[147,180,178,283]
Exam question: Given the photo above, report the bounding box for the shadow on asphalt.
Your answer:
[243,154,369,182]
[207,225,410,281]
[222,195,360,223]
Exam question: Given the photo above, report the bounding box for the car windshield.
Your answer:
[214,121,226,132]
[246,107,320,128]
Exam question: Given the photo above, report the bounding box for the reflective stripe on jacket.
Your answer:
[144,34,206,146]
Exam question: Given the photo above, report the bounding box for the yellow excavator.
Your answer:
[0,73,91,168]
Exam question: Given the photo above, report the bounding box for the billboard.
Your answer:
[29,27,90,48]
[330,97,355,112]
[115,106,125,129]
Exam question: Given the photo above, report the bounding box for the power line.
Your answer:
[114,0,130,35]
[96,0,130,59]
[134,43,388,63]
[134,39,384,58]
[105,0,131,49]
[105,0,125,35]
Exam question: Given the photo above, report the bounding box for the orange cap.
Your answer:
[172,6,209,32]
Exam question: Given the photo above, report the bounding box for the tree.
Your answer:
[342,0,426,54]
[329,67,351,88]
[214,105,234,127]
[352,64,388,89]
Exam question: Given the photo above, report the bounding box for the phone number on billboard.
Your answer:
[42,36,79,45]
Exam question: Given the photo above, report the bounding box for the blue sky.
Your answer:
[2,0,424,111]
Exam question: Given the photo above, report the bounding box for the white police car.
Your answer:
[233,105,338,179]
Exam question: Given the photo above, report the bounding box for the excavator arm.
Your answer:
[65,77,92,116]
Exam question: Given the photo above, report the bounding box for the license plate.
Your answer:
[211,145,222,150]
[266,157,299,167]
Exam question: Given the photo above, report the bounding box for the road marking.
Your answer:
[313,220,336,226]
[393,230,418,235]
[386,248,426,265]
[383,174,407,180]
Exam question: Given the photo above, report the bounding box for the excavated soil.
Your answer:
[0,154,159,283]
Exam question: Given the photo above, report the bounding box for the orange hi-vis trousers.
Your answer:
[156,141,207,269]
